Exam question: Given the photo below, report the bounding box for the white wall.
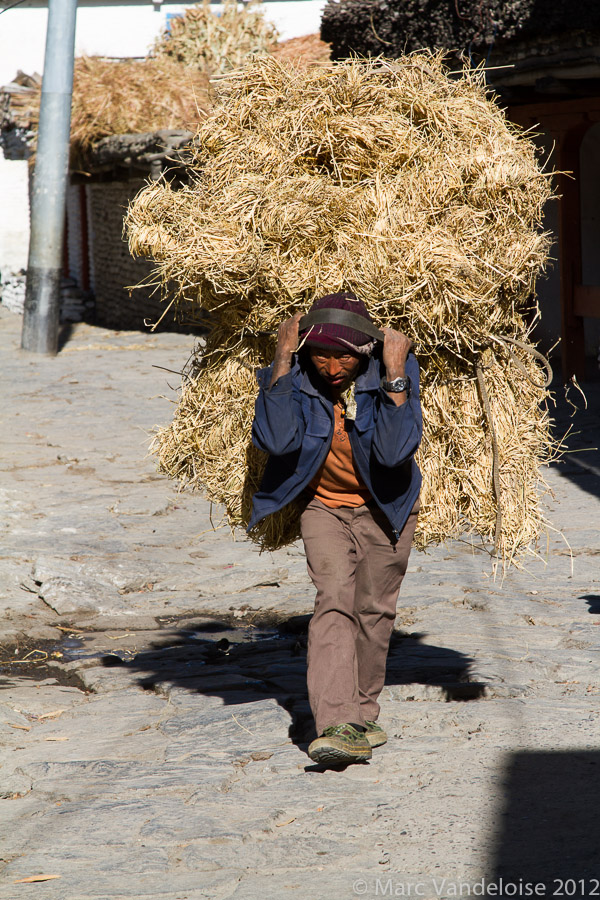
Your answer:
[0,2,327,85]
[255,1,327,41]
[0,152,29,274]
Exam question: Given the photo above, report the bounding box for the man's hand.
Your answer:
[381,328,412,379]
[269,312,303,389]
[381,328,413,406]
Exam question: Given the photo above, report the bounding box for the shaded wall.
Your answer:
[529,125,600,368]
[87,179,167,332]
[65,183,88,290]
[530,133,561,361]
[580,123,600,365]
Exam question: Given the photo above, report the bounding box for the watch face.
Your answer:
[382,376,408,392]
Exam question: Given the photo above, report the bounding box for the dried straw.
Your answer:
[18,24,326,163]
[151,348,303,551]
[153,0,279,74]
[127,52,559,560]
[271,33,332,67]
[27,55,211,165]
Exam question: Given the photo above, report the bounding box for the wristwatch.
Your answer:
[381,375,410,394]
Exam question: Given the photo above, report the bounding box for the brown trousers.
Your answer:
[300,496,418,736]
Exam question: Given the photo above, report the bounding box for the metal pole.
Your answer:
[21,0,78,355]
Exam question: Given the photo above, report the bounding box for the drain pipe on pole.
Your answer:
[21,0,78,355]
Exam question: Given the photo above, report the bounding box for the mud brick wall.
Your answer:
[88,180,171,332]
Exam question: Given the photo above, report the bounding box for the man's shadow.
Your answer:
[582,594,600,615]
[103,614,485,750]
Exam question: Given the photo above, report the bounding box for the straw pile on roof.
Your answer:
[22,1,285,164]
[24,56,211,166]
[126,52,558,560]
[153,0,279,74]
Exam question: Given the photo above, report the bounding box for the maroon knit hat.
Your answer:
[300,292,375,354]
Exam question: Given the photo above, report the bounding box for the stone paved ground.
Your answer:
[1,306,600,900]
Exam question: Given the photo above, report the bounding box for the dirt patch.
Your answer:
[0,637,88,691]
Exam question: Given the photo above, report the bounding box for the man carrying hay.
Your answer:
[250,293,422,765]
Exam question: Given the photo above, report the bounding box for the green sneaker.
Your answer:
[364,720,387,748]
[308,723,372,764]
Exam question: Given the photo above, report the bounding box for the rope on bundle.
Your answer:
[477,338,553,558]
[476,362,502,558]
[490,334,553,389]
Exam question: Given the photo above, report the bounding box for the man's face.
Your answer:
[309,347,362,393]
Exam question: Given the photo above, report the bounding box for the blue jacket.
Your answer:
[249,352,422,539]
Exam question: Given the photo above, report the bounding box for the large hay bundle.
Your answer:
[127,52,558,560]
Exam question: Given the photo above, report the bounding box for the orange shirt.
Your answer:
[308,402,371,508]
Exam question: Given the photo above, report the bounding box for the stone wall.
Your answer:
[66,183,87,291]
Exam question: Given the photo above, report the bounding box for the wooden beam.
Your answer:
[557,131,587,382]
[508,96,600,123]
[574,284,600,318]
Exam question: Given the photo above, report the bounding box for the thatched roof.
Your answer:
[321,0,600,63]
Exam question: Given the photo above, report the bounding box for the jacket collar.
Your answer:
[355,355,382,392]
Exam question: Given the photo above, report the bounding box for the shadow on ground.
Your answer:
[582,594,600,614]
[68,305,211,342]
[491,750,600,896]
[549,379,600,500]
[105,615,485,749]
[57,322,74,352]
